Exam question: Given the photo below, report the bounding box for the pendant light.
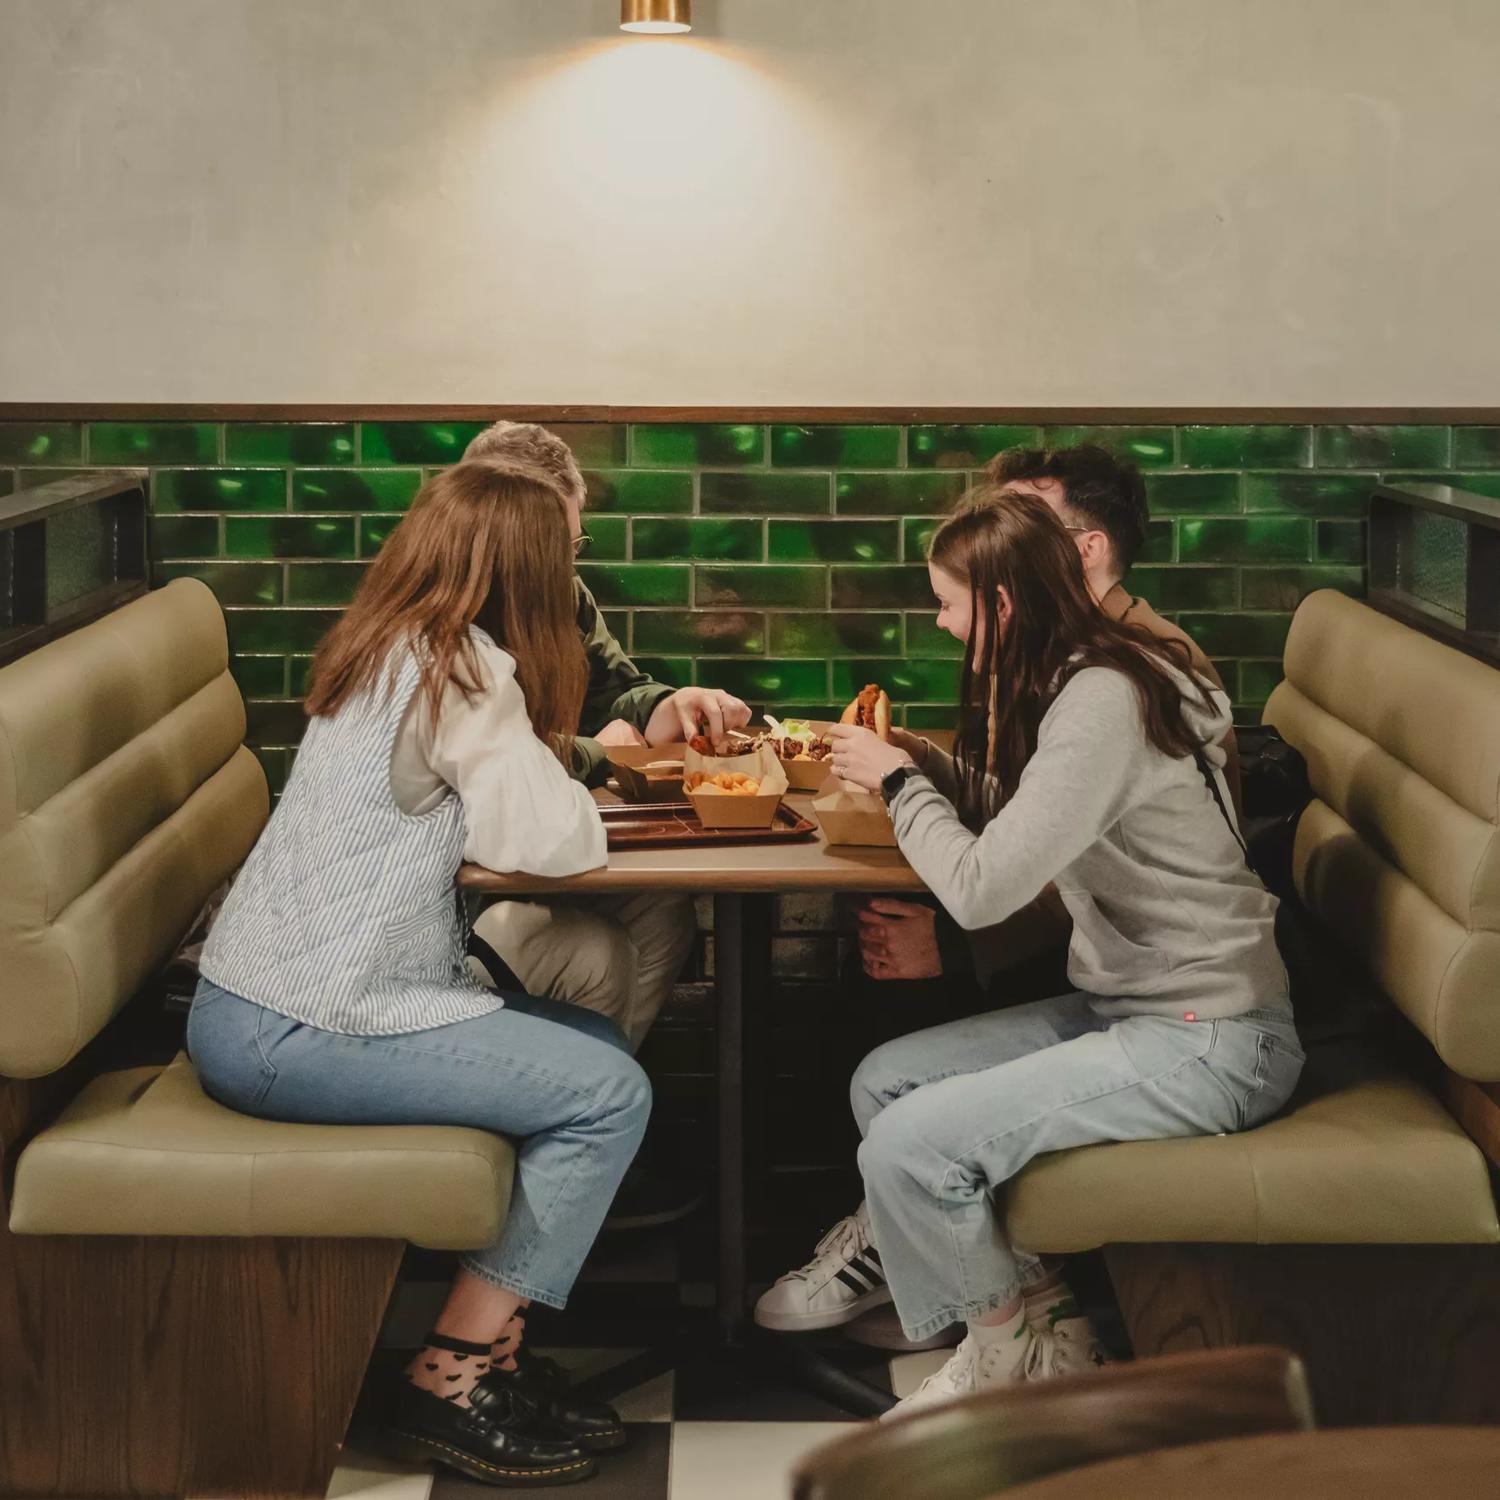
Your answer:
[620,0,691,34]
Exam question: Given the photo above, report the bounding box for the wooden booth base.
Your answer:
[1105,1242,1500,1427]
[0,1228,404,1500]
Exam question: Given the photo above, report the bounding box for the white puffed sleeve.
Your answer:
[424,637,607,877]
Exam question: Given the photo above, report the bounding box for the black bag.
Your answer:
[1196,726,1311,899]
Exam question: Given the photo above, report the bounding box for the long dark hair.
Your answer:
[304,460,587,759]
[928,487,1217,815]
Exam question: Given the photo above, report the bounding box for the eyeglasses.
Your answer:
[571,531,593,559]
[1063,524,1103,538]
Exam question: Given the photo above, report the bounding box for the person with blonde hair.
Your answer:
[190,462,647,1485]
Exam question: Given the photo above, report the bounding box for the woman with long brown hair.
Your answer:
[187,462,645,1486]
[761,488,1301,1419]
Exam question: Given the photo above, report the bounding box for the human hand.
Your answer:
[887,726,927,764]
[827,722,914,792]
[650,686,752,750]
[595,719,649,748]
[858,899,943,981]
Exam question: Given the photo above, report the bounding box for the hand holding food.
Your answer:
[650,686,751,752]
[828,684,913,791]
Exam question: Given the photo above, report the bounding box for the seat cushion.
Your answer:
[9,1052,514,1249]
[1006,1066,1500,1250]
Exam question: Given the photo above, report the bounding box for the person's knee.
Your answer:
[850,1037,906,1121]
[598,1050,653,1135]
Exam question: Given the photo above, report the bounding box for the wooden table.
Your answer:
[997,1427,1500,1499]
[459,786,925,1339]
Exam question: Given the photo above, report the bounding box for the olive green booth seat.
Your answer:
[1001,590,1500,1424]
[0,580,514,1500]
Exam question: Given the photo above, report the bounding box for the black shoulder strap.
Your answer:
[1195,747,1249,859]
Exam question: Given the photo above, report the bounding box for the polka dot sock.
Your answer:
[405,1330,493,1409]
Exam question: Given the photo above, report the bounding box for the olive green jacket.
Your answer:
[569,579,676,784]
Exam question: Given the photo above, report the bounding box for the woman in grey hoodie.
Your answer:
[764,489,1303,1419]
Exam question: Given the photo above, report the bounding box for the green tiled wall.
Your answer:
[6,418,1495,795]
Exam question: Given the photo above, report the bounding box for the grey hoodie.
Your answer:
[890,665,1289,1021]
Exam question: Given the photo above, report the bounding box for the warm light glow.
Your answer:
[620,0,690,34]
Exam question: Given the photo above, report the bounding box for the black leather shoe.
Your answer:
[513,1343,569,1393]
[480,1365,629,1453]
[389,1382,596,1487]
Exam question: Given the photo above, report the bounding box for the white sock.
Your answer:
[968,1303,1028,1351]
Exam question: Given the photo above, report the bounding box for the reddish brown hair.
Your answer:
[304,461,586,756]
[928,486,1215,813]
[463,421,587,507]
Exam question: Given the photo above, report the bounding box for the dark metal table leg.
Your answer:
[714,893,746,1342]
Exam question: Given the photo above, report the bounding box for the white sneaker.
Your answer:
[754,1203,891,1332]
[881,1323,1040,1421]
[1024,1286,1110,1376]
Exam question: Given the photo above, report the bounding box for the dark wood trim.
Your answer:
[5,403,1500,424]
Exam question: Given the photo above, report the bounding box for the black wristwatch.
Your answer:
[880,762,920,806]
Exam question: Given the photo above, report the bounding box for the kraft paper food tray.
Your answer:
[775,720,836,791]
[682,742,788,829]
[608,744,688,803]
[812,779,899,847]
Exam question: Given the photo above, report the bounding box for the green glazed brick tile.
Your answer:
[1453,428,1500,468]
[1240,565,1364,611]
[0,422,84,464]
[581,516,627,560]
[695,566,825,609]
[286,562,368,605]
[360,422,488,465]
[905,705,961,730]
[1126,566,1239,611]
[1243,473,1374,517]
[770,613,900,656]
[293,469,422,512]
[546,423,627,468]
[1178,518,1310,563]
[89,422,217,465]
[1136,520,1176,565]
[634,610,767,655]
[1237,660,1286,707]
[226,516,356,560]
[1315,425,1449,469]
[586,470,694,514]
[1177,612,1293,657]
[903,517,939,560]
[288,656,315,698]
[360,515,400,555]
[830,566,933,609]
[633,518,762,562]
[156,561,283,607]
[577,564,691,607]
[835,473,966,516]
[225,608,341,654]
[1315,520,1366,565]
[1401,471,1500,501]
[770,425,900,468]
[907,425,1042,470]
[225,423,356,466]
[245,699,309,747]
[1180,426,1311,470]
[1041,426,1175,468]
[832,659,960,704]
[768,520,898,563]
[631,424,764,467]
[600,609,630,643]
[1145,473,1241,516]
[0,471,12,498]
[154,468,287,514]
[905,614,964,658]
[634,655,691,688]
[150,515,219,559]
[231,656,289,698]
[701,471,830,515]
[252,746,289,797]
[704,659,828,703]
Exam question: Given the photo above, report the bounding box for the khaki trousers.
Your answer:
[471,893,697,1053]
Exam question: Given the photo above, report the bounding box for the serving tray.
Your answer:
[601,800,817,849]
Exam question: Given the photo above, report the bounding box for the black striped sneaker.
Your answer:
[754,1202,891,1332]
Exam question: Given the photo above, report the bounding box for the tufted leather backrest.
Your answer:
[1265,590,1500,1082]
[0,580,268,1079]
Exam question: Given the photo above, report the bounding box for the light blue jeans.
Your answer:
[853,993,1305,1340]
[186,979,650,1310]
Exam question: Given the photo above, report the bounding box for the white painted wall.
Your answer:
[1,0,1496,404]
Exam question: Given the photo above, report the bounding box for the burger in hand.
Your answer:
[828,683,914,792]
